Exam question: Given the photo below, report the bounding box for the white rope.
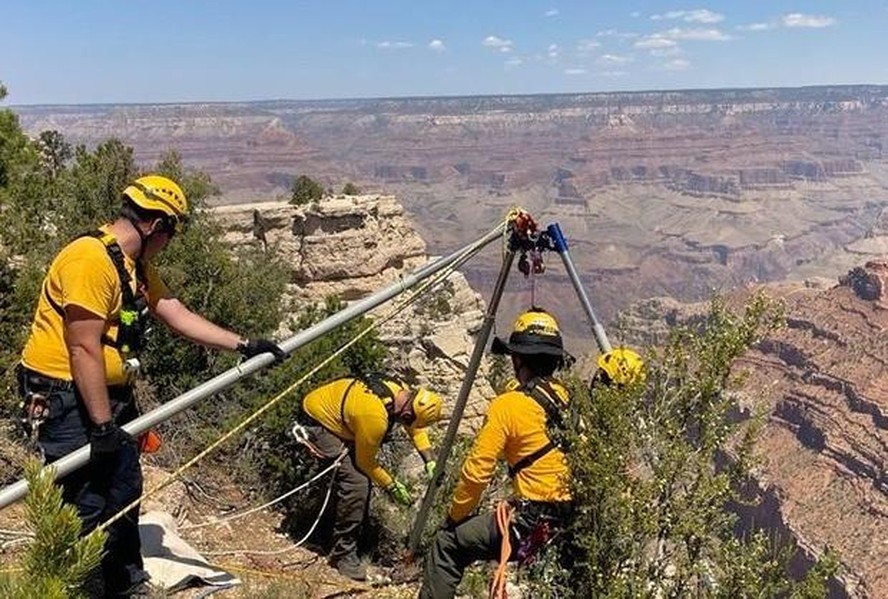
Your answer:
[181,449,346,532]
[201,455,340,557]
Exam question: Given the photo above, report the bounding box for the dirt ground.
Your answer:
[0,457,424,599]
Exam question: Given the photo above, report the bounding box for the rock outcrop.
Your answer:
[211,194,495,428]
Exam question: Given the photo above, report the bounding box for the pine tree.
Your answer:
[0,460,106,598]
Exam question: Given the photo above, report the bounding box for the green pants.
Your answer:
[419,511,502,599]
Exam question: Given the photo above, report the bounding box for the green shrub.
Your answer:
[529,293,837,598]
[290,175,324,206]
[0,460,106,598]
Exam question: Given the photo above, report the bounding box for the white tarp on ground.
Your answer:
[140,511,241,593]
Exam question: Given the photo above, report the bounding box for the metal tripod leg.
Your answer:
[546,223,612,354]
[407,247,516,554]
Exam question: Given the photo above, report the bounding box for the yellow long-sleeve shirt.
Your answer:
[302,378,431,488]
[449,379,572,523]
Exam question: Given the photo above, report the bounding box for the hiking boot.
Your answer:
[332,553,367,581]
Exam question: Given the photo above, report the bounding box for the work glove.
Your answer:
[387,479,412,506]
[424,460,437,479]
[90,422,135,464]
[237,338,286,363]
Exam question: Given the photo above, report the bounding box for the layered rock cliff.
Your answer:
[210,194,495,427]
[619,265,888,599]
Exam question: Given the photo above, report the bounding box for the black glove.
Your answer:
[90,422,135,463]
[237,338,286,363]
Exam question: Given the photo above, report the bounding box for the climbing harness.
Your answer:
[14,365,49,450]
[42,230,151,374]
[489,498,569,598]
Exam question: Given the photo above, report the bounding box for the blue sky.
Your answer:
[3,1,887,105]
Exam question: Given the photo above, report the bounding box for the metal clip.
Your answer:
[18,392,49,447]
[290,422,324,458]
[124,357,141,375]
[531,250,545,274]
[518,253,531,276]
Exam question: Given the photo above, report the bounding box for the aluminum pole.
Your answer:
[407,246,515,554]
[547,223,612,354]
[0,224,506,511]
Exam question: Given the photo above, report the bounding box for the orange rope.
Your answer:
[489,500,515,599]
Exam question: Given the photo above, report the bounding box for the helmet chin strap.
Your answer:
[125,216,162,261]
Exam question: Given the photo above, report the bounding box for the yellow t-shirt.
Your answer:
[449,379,572,523]
[302,378,432,488]
[21,226,170,386]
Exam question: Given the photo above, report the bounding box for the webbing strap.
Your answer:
[338,375,401,437]
[42,230,145,350]
[508,377,568,478]
[508,442,555,478]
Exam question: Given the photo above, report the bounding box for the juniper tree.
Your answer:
[523,293,836,599]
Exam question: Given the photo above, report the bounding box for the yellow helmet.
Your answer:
[596,348,645,386]
[492,308,564,356]
[411,388,443,428]
[122,175,188,232]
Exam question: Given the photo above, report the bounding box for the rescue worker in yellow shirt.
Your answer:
[419,308,573,598]
[16,175,285,597]
[420,309,646,598]
[299,375,443,581]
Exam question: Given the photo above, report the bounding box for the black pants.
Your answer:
[306,424,371,563]
[419,501,571,599]
[18,366,146,596]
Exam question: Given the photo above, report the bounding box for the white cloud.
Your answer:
[545,9,559,17]
[548,43,559,59]
[599,70,628,77]
[376,41,413,49]
[663,58,691,70]
[634,36,677,50]
[738,22,775,32]
[599,53,633,65]
[630,11,641,18]
[428,39,446,52]
[482,35,513,52]
[577,39,601,53]
[505,57,524,68]
[595,29,639,39]
[781,13,836,28]
[659,27,731,41]
[651,9,724,24]
[651,46,682,57]
[564,68,587,75]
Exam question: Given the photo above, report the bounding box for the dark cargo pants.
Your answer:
[306,424,371,563]
[419,511,502,599]
[17,366,146,596]
[419,501,572,599]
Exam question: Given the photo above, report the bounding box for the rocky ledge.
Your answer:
[211,194,495,428]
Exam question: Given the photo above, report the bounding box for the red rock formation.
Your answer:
[733,265,888,598]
